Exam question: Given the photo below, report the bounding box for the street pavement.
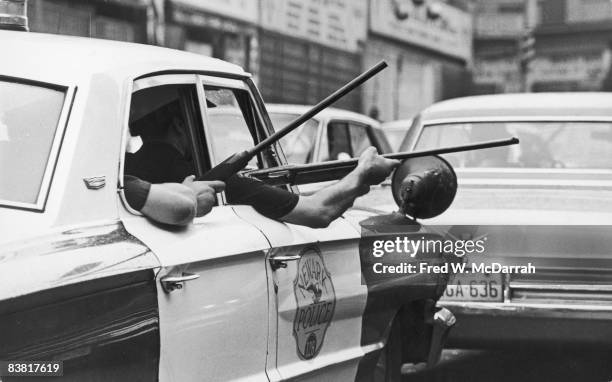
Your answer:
[405,347,612,382]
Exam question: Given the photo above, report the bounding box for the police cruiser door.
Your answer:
[118,74,271,382]
[199,78,369,381]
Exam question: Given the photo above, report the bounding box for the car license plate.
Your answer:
[441,270,503,302]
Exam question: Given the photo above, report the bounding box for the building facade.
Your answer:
[24,0,473,117]
[28,0,151,43]
[531,0,612,91]
[163,0,259,76]
[256,0,368,111]
[472,0,612,93]
[471,0,534,94]
[364,0,473,121]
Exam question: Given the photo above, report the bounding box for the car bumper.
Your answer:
[438,301,612,348]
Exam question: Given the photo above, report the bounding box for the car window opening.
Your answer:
[124,84,205,214]
[327,121,353,160]
[203,85,266,170]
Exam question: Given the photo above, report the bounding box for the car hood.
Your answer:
[427,186,612,225]
[353,177,612,224]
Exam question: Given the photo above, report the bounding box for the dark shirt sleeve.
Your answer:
[123,175,151,211]
[125,142,195,184]
[226,175,299,219]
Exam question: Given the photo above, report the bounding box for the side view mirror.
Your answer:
[391,155,457,219]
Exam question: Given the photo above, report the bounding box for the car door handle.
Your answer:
[160,272,200,293]
[269,254,301,270]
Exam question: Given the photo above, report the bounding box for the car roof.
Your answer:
[266,104,381,127]
[420,93,612,122]
[0,30,246,84]
[380,119,412,130]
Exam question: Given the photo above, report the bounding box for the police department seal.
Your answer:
[293,246,336,360]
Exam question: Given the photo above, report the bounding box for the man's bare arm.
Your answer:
[140,183,198,225]
[280,147,400,228]
[138,178,225,226]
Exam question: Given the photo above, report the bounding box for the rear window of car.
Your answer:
[0,80,66,206]
[415,121,612,169]
[269,112,319,164]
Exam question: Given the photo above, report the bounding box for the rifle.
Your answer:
[200,61,388,182]
[244,137,519,186]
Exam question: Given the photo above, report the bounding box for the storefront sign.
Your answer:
[474,58,522,92]
[531,52,610,83]
[370,0,472,62]
[260,0,368,52]
[171,0,258,24]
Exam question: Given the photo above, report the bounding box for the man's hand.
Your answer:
[354,147,400,186]
[182,175,226,216]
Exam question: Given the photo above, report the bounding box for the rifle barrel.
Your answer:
[384,137,519,161]
[247,61,388,157]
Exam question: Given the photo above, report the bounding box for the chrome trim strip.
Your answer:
[456,168,612,175]
[423,116,612,126]
[510,283,612,292]
[195,75,224,205]
[132,74,198,92]
[313,118,325,163]
[195,75,219,166]
[440,300,612,313]
[458,179,612,189]
[134,69,251,82]
[117,78,141,216]
[198,75,246,89]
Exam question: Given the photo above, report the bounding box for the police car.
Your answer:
[0,29,459,381]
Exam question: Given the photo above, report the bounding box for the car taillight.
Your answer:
[0,0,28,31]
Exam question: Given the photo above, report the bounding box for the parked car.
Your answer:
[399,93,612,347]
[381,118,413,151]
[0,29,455,381]
[266,104,392,164]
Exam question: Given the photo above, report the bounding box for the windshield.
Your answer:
[413,121,612,169]
[0,81,65,205]
[269,112,319,164]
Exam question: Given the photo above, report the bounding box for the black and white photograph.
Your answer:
[1,0,611,381]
